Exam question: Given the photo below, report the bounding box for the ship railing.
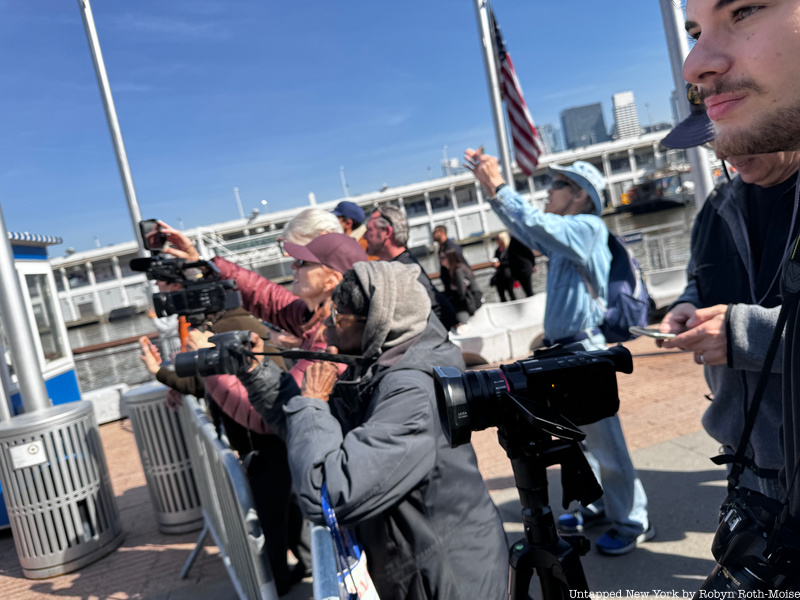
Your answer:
[615,220,691,272]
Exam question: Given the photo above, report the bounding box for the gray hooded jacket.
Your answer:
[675,174,793,484]
[241,261,508,600]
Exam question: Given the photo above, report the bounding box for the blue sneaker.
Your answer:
[557,510,606,533]
[595,525,655,555]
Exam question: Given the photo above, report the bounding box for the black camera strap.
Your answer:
[257,349,370,368]
[718,231,800,492]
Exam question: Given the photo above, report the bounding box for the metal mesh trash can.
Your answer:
[123,382,203,534]
[0,401,125,579]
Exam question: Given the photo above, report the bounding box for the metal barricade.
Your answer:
[310,523,341,600]
[0,401,124,578]
[179,394,278,600]
[123,382,203,534]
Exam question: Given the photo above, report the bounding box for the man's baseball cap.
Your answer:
[283,233,368,275]
[331,201,365,225]
[661,83,715,150]
[547,161,607,216]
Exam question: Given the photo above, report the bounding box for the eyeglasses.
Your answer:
[330,304,367,327]
[548,180,576,192]
[292,258,320,269]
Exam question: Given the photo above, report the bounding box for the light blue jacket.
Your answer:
[492,187,611,342]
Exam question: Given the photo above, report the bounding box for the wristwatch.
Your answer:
[494,183,507,195]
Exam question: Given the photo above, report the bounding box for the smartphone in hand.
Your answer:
[629,326,677,340]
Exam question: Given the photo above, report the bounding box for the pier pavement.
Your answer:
[0,336,726,599]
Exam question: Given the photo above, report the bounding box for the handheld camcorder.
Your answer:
[433,344,633,447]
[174,330,254,378]
[694,488,800,595]
[131,220,242,325]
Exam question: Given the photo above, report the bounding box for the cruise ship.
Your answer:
[50,132,712,323]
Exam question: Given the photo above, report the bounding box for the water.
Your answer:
[70,314,158,393]
[72,206,698,393]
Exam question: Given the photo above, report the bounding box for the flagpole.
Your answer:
[77,0,149,256]
[473,0,515,192]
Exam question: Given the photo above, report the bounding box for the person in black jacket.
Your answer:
[508,236,536,297]
[441,247,482,323]
[491,231,516,302]
[239,261,508,600]
[433,224,468,293]
[364,205,459,331]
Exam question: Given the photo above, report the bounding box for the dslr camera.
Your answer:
[131,219,242,325]
[434,344,633,447]
[174,330,254,378]
[695,487,800,595]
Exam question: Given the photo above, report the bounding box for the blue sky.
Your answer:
[0,0,679,253]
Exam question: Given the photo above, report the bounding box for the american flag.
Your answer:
[490,7,544,175]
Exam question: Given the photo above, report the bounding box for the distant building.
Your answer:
[560,103,611,149]
[643,122,674,135]
[612,91,641,139]
[538,123,563,154]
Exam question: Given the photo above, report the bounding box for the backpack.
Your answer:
[581,232,655,343]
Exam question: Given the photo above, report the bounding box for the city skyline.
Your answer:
[0,1,681,252]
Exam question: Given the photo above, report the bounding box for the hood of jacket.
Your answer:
[353,261,431,359]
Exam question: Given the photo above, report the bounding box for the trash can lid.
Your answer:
[0,401,94,438]
[122,381,170,406]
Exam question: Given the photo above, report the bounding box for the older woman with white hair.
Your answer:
[279,207,342,245]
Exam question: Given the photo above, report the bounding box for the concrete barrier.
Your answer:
[646,267,687,310]
[449,294,546,365]
[448,305,511,365]
[484,294,546,356]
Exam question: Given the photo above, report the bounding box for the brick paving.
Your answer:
[0,337,711,599]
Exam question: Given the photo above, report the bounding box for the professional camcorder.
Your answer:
[174,330,254,377]
[131,219,242,325]
[434,344,633,447]
[434,344,633,597]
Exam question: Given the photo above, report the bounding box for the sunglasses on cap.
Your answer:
[375,209,395,229]
[548,180,577,192]
[292,258,320,269]
[330,304,367,327]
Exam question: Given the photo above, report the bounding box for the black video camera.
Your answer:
[174,330,254,378]
[433,344,633,448]
[694,488,800,595]
[131,220,242,325]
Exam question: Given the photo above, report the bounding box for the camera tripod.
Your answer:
[498,396,604,600]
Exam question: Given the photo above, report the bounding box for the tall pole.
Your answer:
[339,167,350,198]
[0,205,51,414]
[473,0,515,191]
[78,0,149,256]
[659,0,714,211]
[233,187,245,219]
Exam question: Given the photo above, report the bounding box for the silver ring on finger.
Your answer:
[700,354,708,365]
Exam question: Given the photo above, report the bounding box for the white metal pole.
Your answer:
[339,167,350,198]
[233,187,245,219]
[659,0,715,211]
[473,0,515,191]
[78,0,150,256]
[0,206,51,413]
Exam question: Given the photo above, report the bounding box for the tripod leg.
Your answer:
[509,541,537,600]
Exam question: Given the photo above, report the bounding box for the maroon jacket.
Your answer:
[212,257,345,386]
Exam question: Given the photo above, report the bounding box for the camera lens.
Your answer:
[175,347,222,378]
[434,367,508,447]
